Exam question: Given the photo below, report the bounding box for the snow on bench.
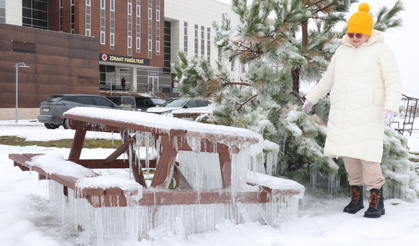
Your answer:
[9,152,142,207]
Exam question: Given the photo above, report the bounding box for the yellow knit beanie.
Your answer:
[347,3,373,37]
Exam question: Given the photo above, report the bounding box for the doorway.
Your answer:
[148,76,159,93]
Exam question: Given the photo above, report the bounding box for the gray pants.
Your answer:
[342,157,385,191]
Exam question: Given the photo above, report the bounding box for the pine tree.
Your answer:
[173,0,409,199]
[381,127,419,202]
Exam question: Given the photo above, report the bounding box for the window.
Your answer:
[110,33,115,46]
[95,97,114,107]
[127,0,132,55]
[128,36,132,48]
[156,0,160,55]
[194,25,198,57]
[0,0,5,24]
[100,0,106,44]
[136,0,141,52]
[110,0,115,49]
[197,100,210,107]
[185,100,197,108]
[22,0,48,29]
[201,26,205,57]
[164,21,171,74]
[99,65,116,90]
[207,27,211,63]
[85,0,91,36]
[75,96,94,105]
[71,0,75,33]
[59,0,63,31]
[183,22,188,55]
[136,37,141,52]
[148,0,152,58]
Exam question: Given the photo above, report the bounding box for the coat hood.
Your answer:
[342,30,384,48]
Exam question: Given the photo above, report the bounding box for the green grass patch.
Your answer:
[0,136,123,149]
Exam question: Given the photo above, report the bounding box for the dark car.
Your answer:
[135,97,166,112]
[106,95,136,108]
[38,94,134,129]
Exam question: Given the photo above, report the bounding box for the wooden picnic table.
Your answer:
[9,107,303,208]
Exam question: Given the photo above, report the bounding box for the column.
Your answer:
[130,67,137,91]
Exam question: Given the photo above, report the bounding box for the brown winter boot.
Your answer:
[364,187,385,218]
[343,185,364,214]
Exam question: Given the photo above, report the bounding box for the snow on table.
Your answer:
[63,107,263,151]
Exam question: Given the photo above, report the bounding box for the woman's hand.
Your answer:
[302,100,313,114]
[383,110,395,125]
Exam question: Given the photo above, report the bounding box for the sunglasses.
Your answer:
[347,33,363,39]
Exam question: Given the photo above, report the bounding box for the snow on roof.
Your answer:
[64,107,263,149]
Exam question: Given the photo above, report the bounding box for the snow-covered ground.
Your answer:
[0,120,418,246]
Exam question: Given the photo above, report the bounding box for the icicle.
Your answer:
[266,152,278,176]
[282,131,287,154]
[145,132,150,172]
[95,209,104,246]
[236,202,250,222]
[128,144,133,180]
[173,136,178,152]
[111,132,114,146]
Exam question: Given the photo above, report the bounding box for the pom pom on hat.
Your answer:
[347,3,373,37]
[358,2,370,12]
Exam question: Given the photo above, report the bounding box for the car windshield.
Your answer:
[163,99,188,107]
[151,98,165,105]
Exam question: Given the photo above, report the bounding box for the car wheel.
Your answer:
[63,119,71,129]
[44,123,59,129]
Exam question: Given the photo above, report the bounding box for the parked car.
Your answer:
[106,95,136,108]
[38,94,134,129]
[135,97,166,112]
[146,98,212,116]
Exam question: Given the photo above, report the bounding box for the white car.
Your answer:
[146,98,212,116]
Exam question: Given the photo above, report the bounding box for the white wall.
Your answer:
[165,0,239,70]
[5,0,22,26]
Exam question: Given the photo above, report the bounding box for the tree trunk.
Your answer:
[291,67,301,94]
[302,20,308,46]
[291,20,308,96]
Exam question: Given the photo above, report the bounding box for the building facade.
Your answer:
[0,0,239,120]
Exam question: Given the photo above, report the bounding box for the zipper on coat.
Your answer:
[337,48,357,156]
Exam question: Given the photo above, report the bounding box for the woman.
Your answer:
[302,3,401,218]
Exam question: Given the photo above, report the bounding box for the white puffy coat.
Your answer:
[306,30,401,163]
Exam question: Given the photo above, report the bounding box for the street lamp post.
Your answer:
[15,62,30,123]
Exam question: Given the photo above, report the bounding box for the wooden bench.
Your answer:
[9,153,143,207]
[9,107,304,208]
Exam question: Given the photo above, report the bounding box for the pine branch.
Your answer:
[237,94,258,112]
[291,91,304,104]
[222,82,252,87]
[312,2,335,15]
